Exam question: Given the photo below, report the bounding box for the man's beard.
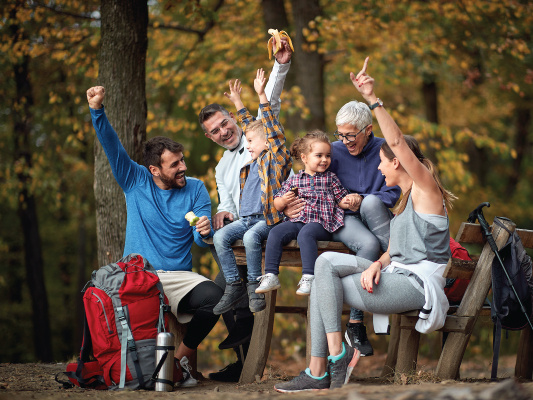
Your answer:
[160,171,186,189]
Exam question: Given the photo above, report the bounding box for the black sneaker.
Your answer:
[344,322,374,356]
[328,343,360,389]
[274,369,330,392]
[247,282,266,313]
[208,361,243,382]
[213,281,247,315]
[218,316,254,350]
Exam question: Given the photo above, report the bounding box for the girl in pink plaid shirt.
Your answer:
[256,131,359,295]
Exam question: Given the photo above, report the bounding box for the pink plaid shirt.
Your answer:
[275,170,348,232]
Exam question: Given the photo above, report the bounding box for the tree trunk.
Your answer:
[290,0,325,132]
[421,76,438,162]
[11,4,53,361]
[94,0,148,267]
[505,106,531,197]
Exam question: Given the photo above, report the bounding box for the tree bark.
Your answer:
[290,0,325,132]
[94,0,148,267]
[505,106,531,197]
[11,3,53,361]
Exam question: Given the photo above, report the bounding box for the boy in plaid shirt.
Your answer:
[212,68,292,315]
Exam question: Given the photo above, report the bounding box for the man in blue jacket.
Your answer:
[87,86,222,385]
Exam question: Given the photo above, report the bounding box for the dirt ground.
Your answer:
[1,356,532,400]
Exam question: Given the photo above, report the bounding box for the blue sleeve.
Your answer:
[192,181,214,246]
[90,107,144,192]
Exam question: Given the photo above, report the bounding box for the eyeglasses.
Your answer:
[333,125,369,142]
[209,119,230,136]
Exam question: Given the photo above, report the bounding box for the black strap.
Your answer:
[491,318,502,381]
[150,350,169,382]
[55,370,107,389]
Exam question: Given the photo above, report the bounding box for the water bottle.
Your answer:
[155,332,175,392]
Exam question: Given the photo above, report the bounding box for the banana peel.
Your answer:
[267,29,294,60]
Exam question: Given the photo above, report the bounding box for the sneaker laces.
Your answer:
[257,274,275,285]
[298,275,313,287]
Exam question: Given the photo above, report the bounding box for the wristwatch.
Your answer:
[369,98,383,110]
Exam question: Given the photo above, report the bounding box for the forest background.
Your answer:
[1,0,532,374]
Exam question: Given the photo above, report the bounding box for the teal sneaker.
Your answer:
[274,368,330,393]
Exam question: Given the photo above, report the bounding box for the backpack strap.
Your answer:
[116,306,146,389]
[491,318,502,380]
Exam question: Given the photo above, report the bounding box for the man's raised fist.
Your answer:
[87,86,105,109]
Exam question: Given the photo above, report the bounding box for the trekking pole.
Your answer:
[468,202,533,330]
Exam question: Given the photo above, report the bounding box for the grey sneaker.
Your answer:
[274,369,330,393]
[178,356,198,388]
[247,281,266,313]
[255,273,281,293]
[328,343,360,389]
[344,322,374,356]
[213,280,247,315]
[296,274,314,296]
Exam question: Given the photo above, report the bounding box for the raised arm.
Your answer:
[351,58,442,208]
[259,37,292,119]
[254,68,268,104]
[224,79,245,112]
[87,86,141,192]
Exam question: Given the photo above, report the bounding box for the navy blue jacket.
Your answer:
[329,133,401,214]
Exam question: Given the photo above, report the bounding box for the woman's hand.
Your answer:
[339,193,363,212]
[360,262,381,293]
[350,57,377,104]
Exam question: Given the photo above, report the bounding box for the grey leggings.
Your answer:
[332,194,393,321]
[310,252,426,358]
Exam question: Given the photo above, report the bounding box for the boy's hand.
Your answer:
[223,79,243,106]
[195,216,211,237]
[87,86,105,109]
[273,37,292,64]
[254,68,266,96]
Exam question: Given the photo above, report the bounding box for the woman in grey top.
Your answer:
[274,58,456,393]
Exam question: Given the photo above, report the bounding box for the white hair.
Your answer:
[335,101,372,130]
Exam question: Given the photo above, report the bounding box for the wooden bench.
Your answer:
[382,217,533,381]
[196,216,532,383]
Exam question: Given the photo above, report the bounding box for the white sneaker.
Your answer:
[296,274,314,296]
[179,356,198,387]
[255,273,281,293]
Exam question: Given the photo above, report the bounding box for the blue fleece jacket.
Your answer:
[91,107,213,271]
[329,133,401,214]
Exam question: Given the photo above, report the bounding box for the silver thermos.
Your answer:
[155,332,175,392]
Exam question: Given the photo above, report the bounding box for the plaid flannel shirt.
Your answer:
[275,170,349,232]
[238,104,292,225]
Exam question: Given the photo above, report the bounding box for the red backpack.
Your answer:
[57,254,172,390]
[444,237,472,303]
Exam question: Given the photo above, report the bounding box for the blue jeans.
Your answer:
[213,216,273,283]
[332,194,393,321]
[264,221,332,275]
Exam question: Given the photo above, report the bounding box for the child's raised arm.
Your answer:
[224,79,245,111]
[254,68,268,104]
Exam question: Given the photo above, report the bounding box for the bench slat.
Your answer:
[443,257,479,279]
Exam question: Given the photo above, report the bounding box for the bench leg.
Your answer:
[435,331,468,379]
[394,317,420,382]
[515,327,533,379]
[381,314,401,378]
[239,290,277,383]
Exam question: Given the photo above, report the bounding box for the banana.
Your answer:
[267,29,294,60]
